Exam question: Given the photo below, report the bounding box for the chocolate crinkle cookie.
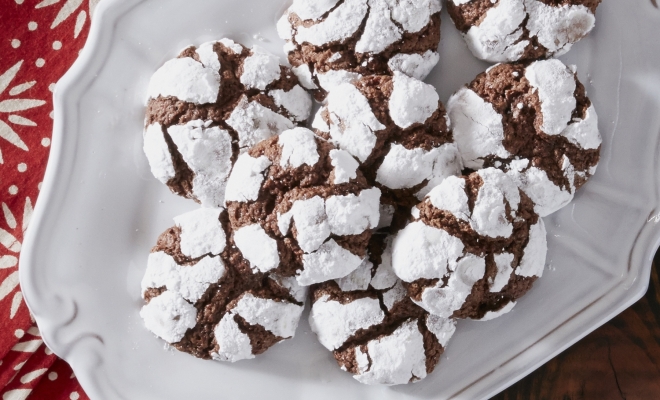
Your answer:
[277,0,443,100]
[143,38,312,207]
[140,207,307,362]
[392,168,548,321]
[309,233,456,385]
[313,72,462,226]
[447,0,601,63]
[447,60,601,217]
[224,127,381,286]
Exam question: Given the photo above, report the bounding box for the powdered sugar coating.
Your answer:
[490,253,514,292]
[471,168,520,238]
[269,85,313,123]
[298,239,365,286]
[562,104,601,150]
[354,319,427,385]
[371,239,398,290]
[269,274,309,303]
[389,72,439,129]
[140,291,197,343]
[479,301,516,321]
[294,0,368,46]
[141,252,226,303]
[325,83,385,162]
[218,38,243,54]
[224,154,271,203]
[146,57,220,105]
[461,0,528,63]
[452,0,597,62]
[427,168,520,239]
[212,314,255,362]
[325,188,381,236]
[415,254,486,318]
[427,175,471,221]
[173,208,226,259]
[291,64,318,90]
[525,59,576,135]
[506,159,574,217]
[334,259,373,292]
[289,0,341,20]
[392,221,465,282]
[143,123,175,183]
[355,0,402,54]
[448,61,600,217]
[167,120,233,207]
[144,39,312,207]
[387,50,440,81]
[240,46,281,90]
[231,293,304,338]
[525,0,595,56]
[315,70,363,94]
[391,0,442,32]
[447,87,509,169]
[278,128,320,168]
[233,224,280,273]
[277,196,330,253]
[393,167,543,320]
[226,96,295,150]
[279,0,441,101]
[425,315,457,347]
[330,149,359,184]
[275,187,379,277]
[516,219,547,278]
[309,294,385,350]
[196,41,222,72]
[376,143,461,198]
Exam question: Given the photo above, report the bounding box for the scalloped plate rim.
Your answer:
[18,0,660,399]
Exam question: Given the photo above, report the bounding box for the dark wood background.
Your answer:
[494,251,660,399]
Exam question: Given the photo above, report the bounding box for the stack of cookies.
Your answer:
[139,0,602,386]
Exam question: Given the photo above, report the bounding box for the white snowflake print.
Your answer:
[0,197,33,319]
[0,61,46,164]
[36,0,99,38]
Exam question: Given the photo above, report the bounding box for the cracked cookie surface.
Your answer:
[140,207,307,362]
[391,168,548,321]
[447,60,601,217]
[447,0,602,63]
[313,73,462,227]
[224,128,381,286]
[309,232,456,385]
[143,39,312,207]
[277,0,443,100]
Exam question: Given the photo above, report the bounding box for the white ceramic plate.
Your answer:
[19,0,660,399]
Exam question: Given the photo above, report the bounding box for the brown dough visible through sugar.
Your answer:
[406,171,539,319]
[144,210,301,359]
[447,0,602,61]
[145,41,305,202]
[464,62,600,190]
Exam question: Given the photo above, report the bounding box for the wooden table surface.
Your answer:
[494,252,660,399]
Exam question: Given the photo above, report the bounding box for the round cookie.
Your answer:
[313,72,462,225]
[224,127,381,286]
[447,60,601,217]
[309,233,456,385]
[447,0,601,63]
[391,168,548,320]
[277,0,443,101]
[143,39,313,207]
[140,207,307,362]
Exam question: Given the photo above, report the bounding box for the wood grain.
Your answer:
[494,253,660,400]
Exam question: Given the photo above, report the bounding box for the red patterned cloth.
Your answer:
[1,0,95,398]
